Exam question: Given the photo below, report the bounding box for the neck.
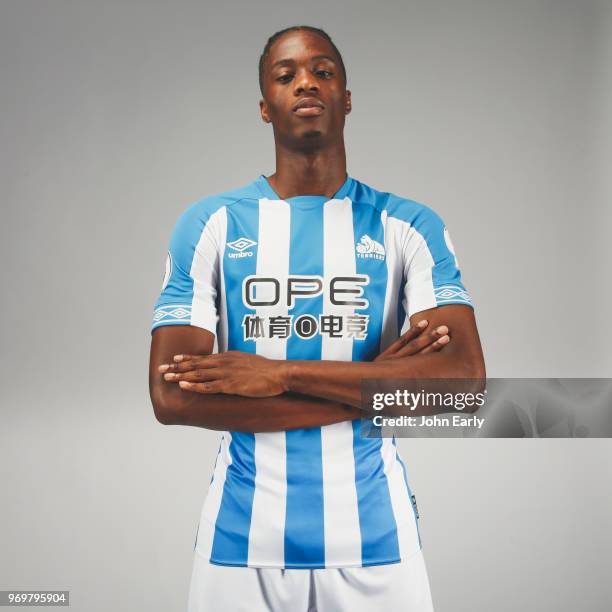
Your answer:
[266,138,347,199]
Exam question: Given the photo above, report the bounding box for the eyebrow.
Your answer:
[270,54,337,70]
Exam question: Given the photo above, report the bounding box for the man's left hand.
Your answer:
[158,351,287,397]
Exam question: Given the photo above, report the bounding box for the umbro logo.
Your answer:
[356,234,385,260]
[228,237,256,252]
[227,237,256,259]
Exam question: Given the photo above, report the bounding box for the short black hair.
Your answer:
[258,25,347,95]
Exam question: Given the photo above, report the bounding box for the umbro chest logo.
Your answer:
[356,234,385,260]
[227,237,257,259]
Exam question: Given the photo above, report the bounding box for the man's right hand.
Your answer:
[373,320,450,362]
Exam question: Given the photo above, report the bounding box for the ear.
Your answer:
[259,99,271,124]
[344,90,352,115]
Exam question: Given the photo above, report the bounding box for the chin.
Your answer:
[302,129,323,139]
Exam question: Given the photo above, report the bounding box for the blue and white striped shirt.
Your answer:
[152,174,472,569]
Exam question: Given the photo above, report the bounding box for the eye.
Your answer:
[277,74,293,83]
[316,69,333,78]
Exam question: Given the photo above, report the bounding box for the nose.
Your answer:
[293,67,319,95]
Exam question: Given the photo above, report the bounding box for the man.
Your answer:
[149,25,485,611]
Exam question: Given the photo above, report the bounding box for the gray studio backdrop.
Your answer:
[1,1,611,611]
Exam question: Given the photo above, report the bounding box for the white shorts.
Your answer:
[187,549,434,612]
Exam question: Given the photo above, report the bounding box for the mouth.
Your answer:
[293,97,325,118]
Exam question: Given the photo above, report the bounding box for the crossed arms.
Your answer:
[148,303,485,432]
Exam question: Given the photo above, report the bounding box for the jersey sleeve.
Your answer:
[402,205,473,319]
[151,204,221,335]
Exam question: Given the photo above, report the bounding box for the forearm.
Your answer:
[283,348,484,410]
[158,386,360,432]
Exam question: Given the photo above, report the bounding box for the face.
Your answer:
[259,30,352,148]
